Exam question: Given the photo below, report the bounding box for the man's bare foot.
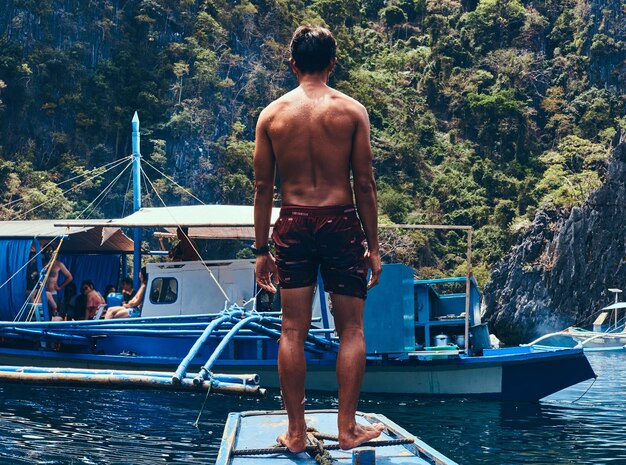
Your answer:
[338,422,385,450]
[277,428,307,453]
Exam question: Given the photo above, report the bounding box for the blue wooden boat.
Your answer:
[216,410,459,465]
[0,113,597,400]
[0,255,596,400]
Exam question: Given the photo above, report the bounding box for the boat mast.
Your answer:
[132,112,142,288]
[609,288,623,329]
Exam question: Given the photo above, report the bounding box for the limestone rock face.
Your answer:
[483,141,626,345]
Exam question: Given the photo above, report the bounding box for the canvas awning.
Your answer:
[54,205,281,228]
[0,220,134,253]
[154,226,260,241]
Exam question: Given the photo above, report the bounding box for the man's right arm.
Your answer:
[253,109,278,293]
[351,105,381,288]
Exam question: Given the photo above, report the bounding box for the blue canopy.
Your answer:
[59,254,122,299]
[0,239,33,321]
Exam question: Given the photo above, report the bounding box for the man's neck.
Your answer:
[297,72,329,89]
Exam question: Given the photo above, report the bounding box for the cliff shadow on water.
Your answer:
[483,138,626,345]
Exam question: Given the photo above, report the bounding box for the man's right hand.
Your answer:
[256,252,278,293]
[365,249,382,289]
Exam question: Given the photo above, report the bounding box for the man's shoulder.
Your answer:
[260,91,298,117]
[330,88,364,107]
[328,88,367,118]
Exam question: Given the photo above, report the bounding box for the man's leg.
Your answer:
[277,285,314,453]
[331,293,384,450]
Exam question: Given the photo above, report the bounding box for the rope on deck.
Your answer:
[232,438,414,456]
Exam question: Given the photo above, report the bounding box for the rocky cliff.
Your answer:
[483,137,626,345]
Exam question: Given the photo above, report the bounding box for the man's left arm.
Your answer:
[253,110,277,292]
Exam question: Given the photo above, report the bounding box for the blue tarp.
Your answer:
[60,254,122,298]
[0,239,33,321]
[0,244,121,321]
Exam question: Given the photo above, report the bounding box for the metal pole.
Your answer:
[34,241,49,321]
[464,228,473,354]
[122,254,128,280]
[132,112,142,289]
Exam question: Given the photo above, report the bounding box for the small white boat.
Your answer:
[216,409,459,465]
[526,290,626,352]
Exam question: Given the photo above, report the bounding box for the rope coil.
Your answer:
[232,426,414,461]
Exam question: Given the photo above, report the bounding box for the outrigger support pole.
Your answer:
[131,112,142,289]
[172,311,241,383]
[0,366,266,397]
[194,314,263,384]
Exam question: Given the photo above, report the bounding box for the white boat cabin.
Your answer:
[141,259,332,326]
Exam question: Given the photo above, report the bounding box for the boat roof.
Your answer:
[0,220,134,253]
[602,302,626,310]
[54,205,281,229]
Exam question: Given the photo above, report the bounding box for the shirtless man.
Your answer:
[105,268,147,319]
[168,227,198,261]
[253,26,383,452]
[44,247,73,308]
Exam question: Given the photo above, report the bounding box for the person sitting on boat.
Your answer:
[120,277,136,303]
[104,284,116,297]
[81,280,105,320]
[105,268,147,319]
[168,226,198,261]
[61,282,78,320]
[253,26,383,452]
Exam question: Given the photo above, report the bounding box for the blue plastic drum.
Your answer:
[106,292,123,308]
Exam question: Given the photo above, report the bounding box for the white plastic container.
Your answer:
[433,334,449,346]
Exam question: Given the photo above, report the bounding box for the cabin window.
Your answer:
[150,277,178,304]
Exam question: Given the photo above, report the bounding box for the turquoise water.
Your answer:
[0,352,624,464]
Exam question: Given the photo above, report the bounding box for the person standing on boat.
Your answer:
[43,246,73,309]
[253,25,383,452]
[168,226,198,261]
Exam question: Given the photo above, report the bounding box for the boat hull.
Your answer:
[0,342,595,400]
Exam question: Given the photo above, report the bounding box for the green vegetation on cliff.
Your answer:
[0,0,624,278]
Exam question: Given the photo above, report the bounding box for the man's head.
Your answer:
[289,26,337,75]
[122,277,134,292]
[176,226,188,240]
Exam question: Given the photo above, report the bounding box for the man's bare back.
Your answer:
[259,86,367,207]
[253,26,383,452]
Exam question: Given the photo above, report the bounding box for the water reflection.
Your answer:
[0,352,623,464]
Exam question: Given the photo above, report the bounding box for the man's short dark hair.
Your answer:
[290,26,337,74]
[122,277,133,287]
